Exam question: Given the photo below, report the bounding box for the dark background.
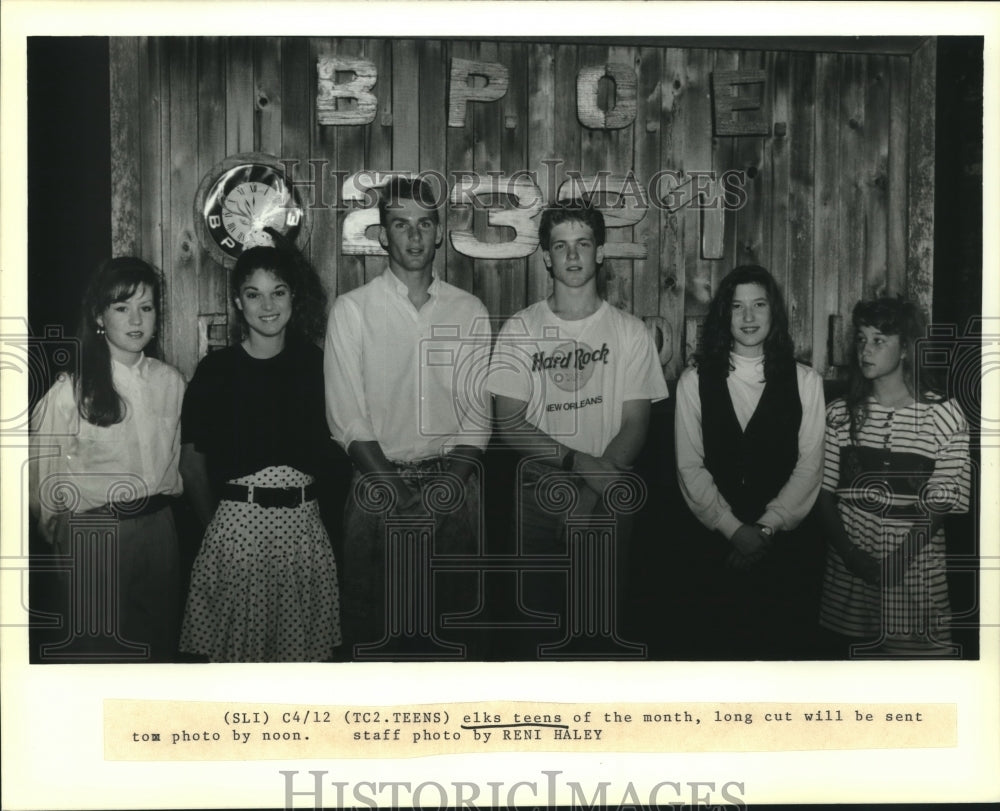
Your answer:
[27,37,984,660]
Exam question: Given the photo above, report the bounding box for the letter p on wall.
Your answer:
[448,57,509,127]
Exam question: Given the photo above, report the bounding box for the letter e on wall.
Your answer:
[711,69,769,135]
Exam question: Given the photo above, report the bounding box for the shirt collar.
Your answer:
[112,353,150,381]
[381,267,439,301]
[730,352,764,367]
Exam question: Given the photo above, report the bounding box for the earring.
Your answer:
[96,325,105,335]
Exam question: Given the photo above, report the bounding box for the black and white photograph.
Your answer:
[2,2,998,809]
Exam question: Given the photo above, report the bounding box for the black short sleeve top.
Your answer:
[181,340,340,489]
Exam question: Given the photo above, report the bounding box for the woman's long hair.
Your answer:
[842,296,934,443]
[695,265,795,381]
[76,257,161,426]
[231,229,327,345]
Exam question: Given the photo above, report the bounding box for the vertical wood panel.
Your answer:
[786,51,816,363]
[907,38,936,317]
[659,47,689,376]
[364,38,393,284]
[812,53,841,376]
[138,37,165,280]
[419,40,449,285]
[733,50,768,270]
[310,37,339,301]
[887,55,909,297]
[527,43,556,304]
[195,37,228,335]
[546,42,580,297]
[473,41,504,316]
[226,38,255,155]
[864,55,890,299]
[392,40,420,171]
[837,54,866,326]
[706,50,735,306]
[604,44,636,312]
[445,40,476,296]
[280,37,314,264]
[768,51,791,296]
[165,38,202,379]
[254,37,283,156]
[110,37,140,257]
[579,44,617,306]
[498,40,529,319]
[335,38,367,296]
[552,42,581,193]
[633,46,662,319]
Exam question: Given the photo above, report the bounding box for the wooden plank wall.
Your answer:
[110,37,933,381]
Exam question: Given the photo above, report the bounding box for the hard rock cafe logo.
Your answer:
[531,341,609,392]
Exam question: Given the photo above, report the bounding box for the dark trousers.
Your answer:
[340,465,482,659]
[680,516,825,660]
[39,506,180,663]
[513,460,638,658]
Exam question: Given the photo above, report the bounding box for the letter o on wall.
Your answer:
[576,63,637,130]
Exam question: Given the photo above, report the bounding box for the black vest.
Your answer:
[699,362,801,524]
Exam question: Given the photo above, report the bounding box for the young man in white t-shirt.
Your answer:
[487,199,667,647]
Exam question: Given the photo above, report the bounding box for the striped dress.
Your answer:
[818,396,970,644]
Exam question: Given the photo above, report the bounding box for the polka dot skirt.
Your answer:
[180,466,342,662]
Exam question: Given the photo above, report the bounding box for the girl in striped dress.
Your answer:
[818,298,970,655]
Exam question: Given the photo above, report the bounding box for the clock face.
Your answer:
[196,156,307,264]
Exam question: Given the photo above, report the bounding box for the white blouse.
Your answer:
[29,355,185,542]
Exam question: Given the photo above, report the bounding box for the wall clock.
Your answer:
[194,152,310,266]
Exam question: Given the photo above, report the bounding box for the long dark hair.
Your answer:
[695,265,795,381]
[231,229,327,344]
[841,296,933,443]
[76,257,161,426]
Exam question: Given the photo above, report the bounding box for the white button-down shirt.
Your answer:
[324,269,492,463]
[29,355,185,536]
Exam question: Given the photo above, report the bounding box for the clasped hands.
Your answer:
[382,461,476,518]
[726,524,774,569]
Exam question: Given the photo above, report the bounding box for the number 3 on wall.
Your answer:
[448,174,544,260]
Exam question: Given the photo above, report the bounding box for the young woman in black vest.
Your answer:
[674,265,826,658]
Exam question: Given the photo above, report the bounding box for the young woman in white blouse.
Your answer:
[674,265,825,659]
[30,258,185,661]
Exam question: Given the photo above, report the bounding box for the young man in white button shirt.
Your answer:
[324,177,491,655]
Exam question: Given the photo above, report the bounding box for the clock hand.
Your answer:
[223,199,248,219]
